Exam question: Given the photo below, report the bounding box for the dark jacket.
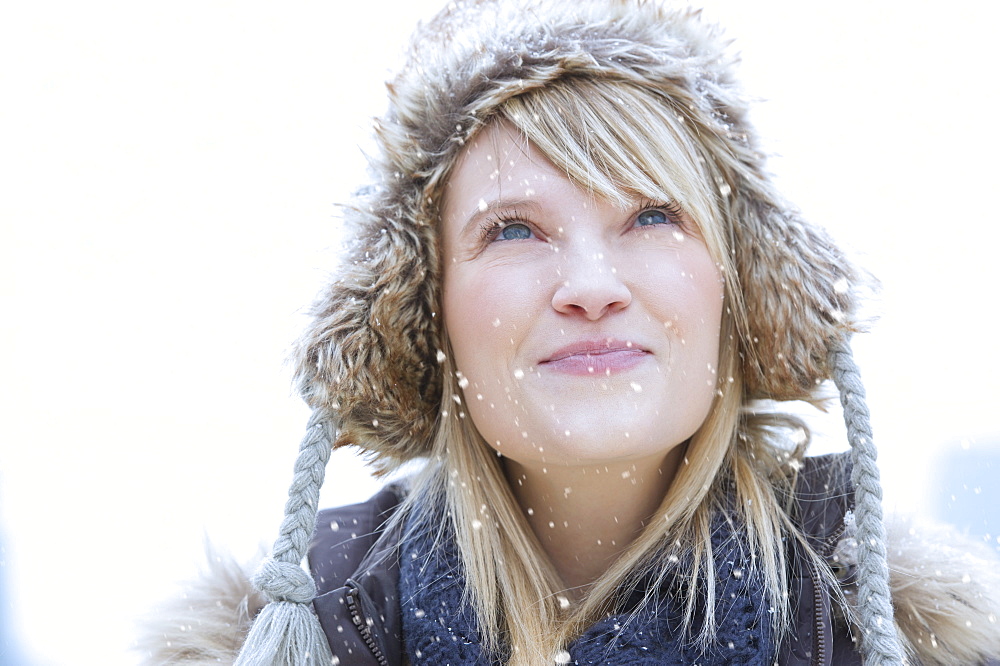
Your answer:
[308,454,860,666]
[136,453,1000,665]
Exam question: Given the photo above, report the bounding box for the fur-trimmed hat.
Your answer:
[293,0,860,468]
[235,2,905,664]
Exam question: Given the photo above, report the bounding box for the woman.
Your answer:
[143,1,1000,664]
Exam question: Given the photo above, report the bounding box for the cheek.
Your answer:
[683,260,726,394]
[443,265,544,448]
[683,263,725,339]
[443,266,525,383]
[638,249,724,326]
[640,250,725,395]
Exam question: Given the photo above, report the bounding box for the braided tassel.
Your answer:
[235,411,334,665]
[829,339,905,665]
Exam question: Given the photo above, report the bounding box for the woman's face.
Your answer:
[441,122,724,472]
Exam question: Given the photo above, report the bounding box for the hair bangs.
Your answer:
[501,81,711,219]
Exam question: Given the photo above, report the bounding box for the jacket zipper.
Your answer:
[809,519,850,665]
[346,583,390,666]
[808,558,827,666]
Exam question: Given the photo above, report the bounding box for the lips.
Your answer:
[539,339,650,376]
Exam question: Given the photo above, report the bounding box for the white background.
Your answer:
[2,1,998,663]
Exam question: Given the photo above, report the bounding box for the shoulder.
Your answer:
[134,546,266,665]
[792,452,854,556]
[866,517,1000,665]
[309,485,405,595]
[134,488,405,666]
[309,487,407,666]
[793,452,1000,665]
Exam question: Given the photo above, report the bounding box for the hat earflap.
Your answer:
[729,192,861,402]
[292,197,442,473]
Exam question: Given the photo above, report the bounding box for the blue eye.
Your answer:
[636,209,668,226]
[497,223,532,240]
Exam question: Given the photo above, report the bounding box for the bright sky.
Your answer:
[2,1,998,664]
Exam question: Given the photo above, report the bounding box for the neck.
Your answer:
[504,446,685,596]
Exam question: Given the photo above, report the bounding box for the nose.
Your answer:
[551,248,632,320]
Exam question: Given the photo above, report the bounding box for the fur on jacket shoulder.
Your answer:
[135,547,267,666]
[879,520,1000,665]
[136,519,1000,665]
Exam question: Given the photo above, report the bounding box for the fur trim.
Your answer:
[291,0,860,467]
[135,547,263,665]
[835,518,1000,665]
[887,520,1000,665]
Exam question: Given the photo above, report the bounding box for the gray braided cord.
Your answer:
[265,409,333,571]
[829,339,905,665]
[235,410,334,666]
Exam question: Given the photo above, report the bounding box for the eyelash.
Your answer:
[637,199,684,225]
[477,207,531,244]
[477,200,684,244]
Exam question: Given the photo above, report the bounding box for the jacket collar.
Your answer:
[310,487,405,666]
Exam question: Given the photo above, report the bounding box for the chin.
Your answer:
[494,420,689,471]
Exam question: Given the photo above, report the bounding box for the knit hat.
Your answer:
[235,2,903,664]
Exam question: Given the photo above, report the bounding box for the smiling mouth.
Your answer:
[540,342,650,376]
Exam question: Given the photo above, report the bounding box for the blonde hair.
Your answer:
[401,77,819,664]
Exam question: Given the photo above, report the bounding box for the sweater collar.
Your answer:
[398,505,775,665]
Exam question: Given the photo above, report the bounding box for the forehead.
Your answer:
[440,122,600,228]
[443,123,561,217]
